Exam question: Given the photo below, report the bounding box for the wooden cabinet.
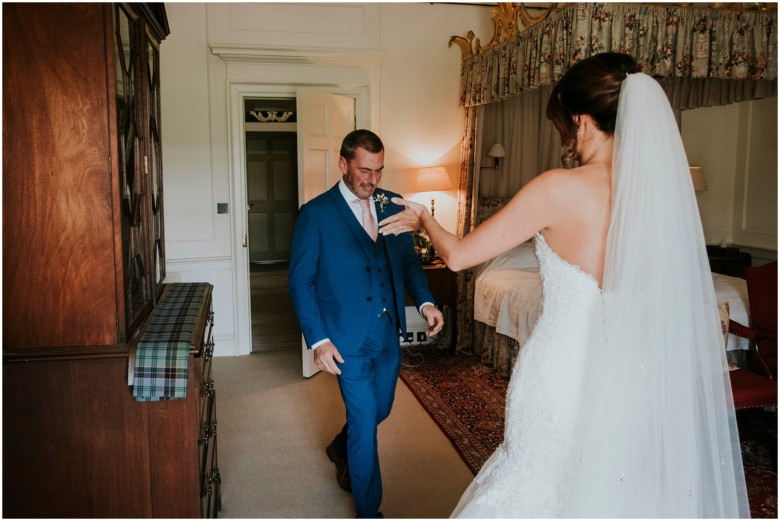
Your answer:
[2,5,220,518]
[3,3,167,350]
[3,285,219,518]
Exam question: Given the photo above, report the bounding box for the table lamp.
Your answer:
[416,166,452,217]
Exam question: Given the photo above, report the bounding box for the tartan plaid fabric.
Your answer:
[133,283,211,402]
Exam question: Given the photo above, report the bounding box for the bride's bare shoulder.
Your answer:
[525,167,592,194]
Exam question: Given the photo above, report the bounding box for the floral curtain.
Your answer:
[458,3,777,108]
[454,105,481,355]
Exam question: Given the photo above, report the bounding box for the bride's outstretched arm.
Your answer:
[378,199,463,266]
[379,171,561,271]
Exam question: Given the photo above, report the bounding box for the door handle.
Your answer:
[242,232,247,248]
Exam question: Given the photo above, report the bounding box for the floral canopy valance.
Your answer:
[457,3,777,107]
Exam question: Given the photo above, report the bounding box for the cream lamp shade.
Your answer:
[484,143,506,169]
[488,143,506,159]
[690,166,708,192]
[416,166,452,217]
[415,166,452,192]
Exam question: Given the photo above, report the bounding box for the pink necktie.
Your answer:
[357,198,378,242]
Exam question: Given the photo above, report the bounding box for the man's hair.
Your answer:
[340,129,384,161]
[546,52,638,166]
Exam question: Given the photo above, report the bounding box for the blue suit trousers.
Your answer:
[336,313,401,518]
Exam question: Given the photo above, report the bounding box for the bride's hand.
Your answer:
[378,197,428,235]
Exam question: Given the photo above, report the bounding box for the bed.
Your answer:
[472,240,751,378]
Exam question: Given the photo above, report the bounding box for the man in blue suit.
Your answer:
[288,129,444,518]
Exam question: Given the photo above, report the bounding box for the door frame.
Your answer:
[228,82,373,356]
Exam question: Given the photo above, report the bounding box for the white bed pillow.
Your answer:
[476,241,539,277]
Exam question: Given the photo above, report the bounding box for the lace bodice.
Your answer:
[452,233,604,518]
[533,232,602,318]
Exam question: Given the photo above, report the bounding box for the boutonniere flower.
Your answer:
[372,190,390,214]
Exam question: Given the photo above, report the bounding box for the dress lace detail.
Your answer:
[452,233,604,518]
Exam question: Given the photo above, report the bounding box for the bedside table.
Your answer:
[706,245,751,278]
[405,263,458,348]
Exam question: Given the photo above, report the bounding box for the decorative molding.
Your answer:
[248,110,294,122]
[210,44,386,66]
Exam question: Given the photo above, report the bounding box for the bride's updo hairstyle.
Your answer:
[547,52,638,166]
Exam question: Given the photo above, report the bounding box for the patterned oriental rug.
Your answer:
[399,348,778,519]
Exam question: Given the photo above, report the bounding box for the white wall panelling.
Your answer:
[681,97,777,251]
[732,96,778,250]
[167,258,237,357]
[160,3,496,356]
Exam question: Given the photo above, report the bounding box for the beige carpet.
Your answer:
[212,348,474,518]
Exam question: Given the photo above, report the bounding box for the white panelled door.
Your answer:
[296,88,355,377]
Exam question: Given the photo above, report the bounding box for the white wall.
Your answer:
[160,3,492,356]
[681,103,741,245]
[681,97,778,258]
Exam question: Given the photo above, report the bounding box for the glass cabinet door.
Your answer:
[114,4,151,331]
[145,33,165,296]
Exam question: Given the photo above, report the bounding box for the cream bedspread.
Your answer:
[474,244,751,352]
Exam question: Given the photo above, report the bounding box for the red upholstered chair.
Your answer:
[727,261,778,410]
[725,335,777,410]
[743,261,777,379]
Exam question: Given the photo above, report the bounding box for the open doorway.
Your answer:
[244,98,301,353]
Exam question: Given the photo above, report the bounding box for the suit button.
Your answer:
[365,267,371,272]
[367,296,373,302]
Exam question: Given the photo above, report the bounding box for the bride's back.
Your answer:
[539,148,612,288]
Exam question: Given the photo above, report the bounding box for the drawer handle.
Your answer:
[200,379,215,398]
[202,467,222,499]
[203,341,215,362]
[198,419,218,445]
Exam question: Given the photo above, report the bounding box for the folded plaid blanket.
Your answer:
[133,282,211,402]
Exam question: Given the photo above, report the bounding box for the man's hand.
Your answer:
[421,304,445,337]
[314,341,344,375]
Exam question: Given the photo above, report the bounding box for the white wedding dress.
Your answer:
[452,72,748,519]
[452,233,602,518]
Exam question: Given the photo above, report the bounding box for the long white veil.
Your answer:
[570,73,749,517]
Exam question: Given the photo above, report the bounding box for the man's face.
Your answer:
[340,147,384,200]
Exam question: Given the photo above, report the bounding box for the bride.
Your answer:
[379,53,748,518]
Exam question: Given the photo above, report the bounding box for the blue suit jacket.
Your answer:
[288,183,434,355]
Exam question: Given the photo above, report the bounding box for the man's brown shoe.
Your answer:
[326,441,351,492]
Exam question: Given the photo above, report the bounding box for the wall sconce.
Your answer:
[481,143,506,169]
[416,166,452,217]
[690,166,708,192]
